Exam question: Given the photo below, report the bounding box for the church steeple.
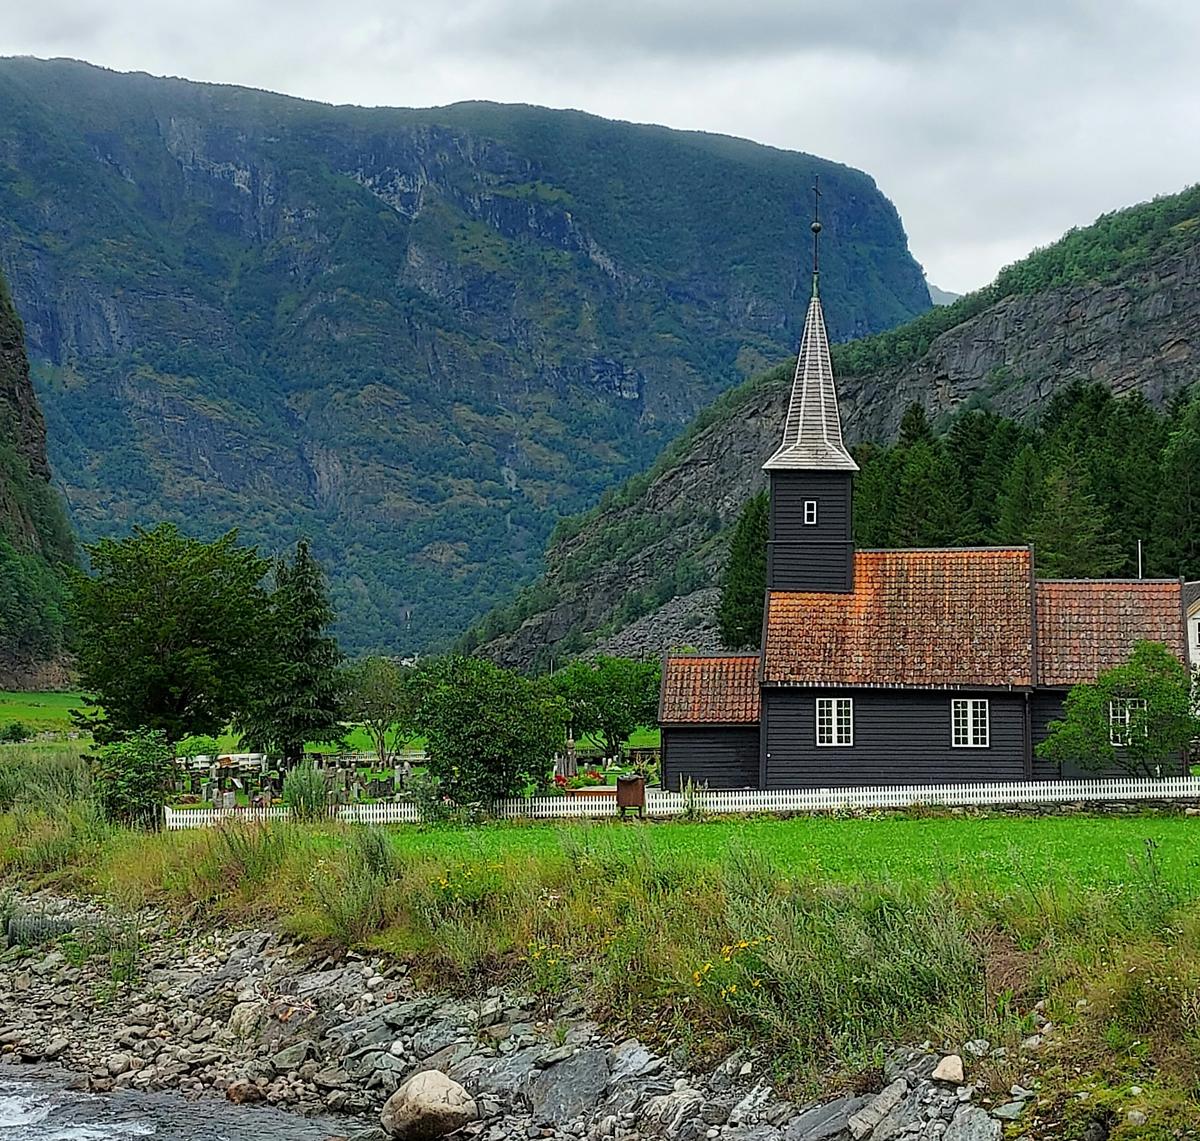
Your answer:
[762,179,857,594]
[763,180,858,474]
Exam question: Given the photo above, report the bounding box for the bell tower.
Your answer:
[762,179,857,593]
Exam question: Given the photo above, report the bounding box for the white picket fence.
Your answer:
[162,775,1200,830]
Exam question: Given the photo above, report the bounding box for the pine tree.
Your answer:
[898,403,935,447]
[1030,456,1124,578]
[718,493,768,649]
[853,447,902,547]
[890,441,965,547]
[1155,393,1200,577]
[995,445,1045,544]
[237,538,344,766]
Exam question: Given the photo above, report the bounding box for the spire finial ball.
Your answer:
[811,220,822,235]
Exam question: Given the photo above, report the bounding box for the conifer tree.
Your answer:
[995,444,1044,544]
[898,403,935,448]
[237,538,344,767]
[890,441,965,547]
[1155,393,1200,577]
[1030,456,1124,578]
[718,492,767,649]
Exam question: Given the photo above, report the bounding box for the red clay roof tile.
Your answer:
[660,655,761,724]
[1036,579,1184,687]
[763,548,1034,688]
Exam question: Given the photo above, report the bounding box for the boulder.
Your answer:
[943,1105,1001,1141]
[227,1001,267,1039]
[932,1055,965,1083]
[847,1079,907,1140]
[531,1047,609,1124]
[639,1088,706,1137]
[783,1095,872,1141]
[381,1070,478,1140]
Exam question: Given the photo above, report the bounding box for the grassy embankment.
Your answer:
[2,745,1199,1134]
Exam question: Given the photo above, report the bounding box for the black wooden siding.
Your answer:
[762,688,1028,787]
[768,472,854,592]
[1030,692,1065,780]
[661,727,760,791]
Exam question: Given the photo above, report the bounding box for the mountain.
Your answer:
[467,183,1200,669]
[0,270,74,685]
[0,57,931,653]
[927,283,961,306]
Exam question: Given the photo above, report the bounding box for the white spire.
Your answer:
[762,284,858,472]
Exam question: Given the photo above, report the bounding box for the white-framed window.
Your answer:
[951,699,989,748]
[803,499,818,525]
[1108,698,1147,746]
[816,697,854,746]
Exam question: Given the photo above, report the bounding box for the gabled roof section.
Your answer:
[763,289,859,473]
[1184,580,1200,615]
[763,548,1034,688]
[1036,579,1185,687]
[660,655,761,725]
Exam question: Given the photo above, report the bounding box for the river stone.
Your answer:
[271,1040,317,1072]
[380,1070,478,1140]
[847,1079,907,1140]
[412,1020,460,1060]
[639,1088,706,1137]
[783,1095,872,1141]
[943,1105,1001,1141]
[227,1001,267,1039]
[531,1047,609,1124]
[932,1055,965,1084]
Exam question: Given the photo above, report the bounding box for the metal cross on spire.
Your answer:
[811,176,822,292]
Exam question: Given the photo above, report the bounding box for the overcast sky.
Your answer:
[9,1,1200,292]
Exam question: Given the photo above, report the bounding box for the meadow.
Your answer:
[2,744,1198,1133]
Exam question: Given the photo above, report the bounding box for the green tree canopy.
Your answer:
[1036,641,1198,777]
[417,656,566,803]
[1030,455,1124,578]
[91,728,177,829]
[342,656,420,766]
[70,524,271,742]
[718,492,767,649]
[237,538,343,766]
[548,655,661,760]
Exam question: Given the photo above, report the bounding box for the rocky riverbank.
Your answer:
[0,894,1048,1140]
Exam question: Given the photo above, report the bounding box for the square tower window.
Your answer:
[803,500,818,525]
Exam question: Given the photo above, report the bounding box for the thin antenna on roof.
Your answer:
[811,176,822,295]
[1137,539,1144,579]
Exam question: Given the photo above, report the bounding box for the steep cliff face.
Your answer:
[471,195,1200,668]
[0,58,930,652]
[0,274,74,682]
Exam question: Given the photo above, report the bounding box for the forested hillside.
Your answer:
[0,57,930,653]
[468,184,1200,668]
[0,271,74,682]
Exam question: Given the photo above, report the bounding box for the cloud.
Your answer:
[7,0,1200,292]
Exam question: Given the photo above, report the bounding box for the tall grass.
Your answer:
[283,762,329,822]
[2,783,1200,1107]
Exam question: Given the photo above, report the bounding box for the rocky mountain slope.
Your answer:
[469,184,1200,668]
[0,57,930,653]
[0,270,74,684]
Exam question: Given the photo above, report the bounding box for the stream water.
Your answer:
[0,1070,352,1140]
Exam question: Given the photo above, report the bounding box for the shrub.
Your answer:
[0,721,31,743]
[91,729,176,829]
[282,761,329,822]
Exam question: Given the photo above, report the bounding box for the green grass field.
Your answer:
[375,812,1200,893]
[0,689,663,754]
[0,690,87,731]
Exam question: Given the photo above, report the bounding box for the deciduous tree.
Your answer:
[1036,641,1197,777]
[70,524,270,742]
[342,656,420,766]
[417,656,566,804]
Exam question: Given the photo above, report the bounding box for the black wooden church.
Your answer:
[658,215,1187,790]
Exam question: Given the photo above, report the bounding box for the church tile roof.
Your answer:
[762,548,1035,688]
[660,655,761,724]
[1036,579,1185,687]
